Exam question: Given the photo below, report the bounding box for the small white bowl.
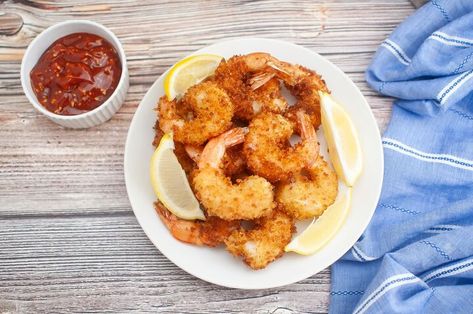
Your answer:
[21,20,129,128]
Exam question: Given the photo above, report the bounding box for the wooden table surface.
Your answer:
[0,1,415,313]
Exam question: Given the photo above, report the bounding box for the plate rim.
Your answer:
[124,37,384,289]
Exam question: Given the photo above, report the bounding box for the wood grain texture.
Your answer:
[0,215,330,313]
[0,12,23,35]
[0,0,414,313]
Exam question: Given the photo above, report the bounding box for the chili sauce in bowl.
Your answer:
[21,20,129,128]
[30,33,122,116]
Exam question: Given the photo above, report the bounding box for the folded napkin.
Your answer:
[330,1,473,313]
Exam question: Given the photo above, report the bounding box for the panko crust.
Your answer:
[243,112,315,182]
[192,167,275,220]
[277,157,338,219]
[224,209,295,269]
[157,81,234,145]
[213,56,287,120]
[281,64,329,128]
[222,144,247,178]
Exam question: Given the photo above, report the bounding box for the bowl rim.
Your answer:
[20,19,128,121]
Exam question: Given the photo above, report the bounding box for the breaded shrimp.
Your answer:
[277,156,338,219]
[157,81,234,145]
[244,111,319,182]
[249,53,329,127]
[184,143,247,178]
[213,55,287,120]
[192,128,276,220]
[225,209,295,269]
[155,202,238,247]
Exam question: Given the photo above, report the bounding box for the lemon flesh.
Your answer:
[285,188,352,255]
[164,54,223,100]
[320,92,362,187]
[150,133,205,220]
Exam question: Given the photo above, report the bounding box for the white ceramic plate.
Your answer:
[124,38,383,289]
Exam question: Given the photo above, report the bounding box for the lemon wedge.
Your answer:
[150,133,205,220]
[285,188,352,255]
[320,92,362,187]
[164,54,223,100]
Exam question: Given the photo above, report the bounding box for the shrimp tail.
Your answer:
[267,60,290,75]
[155,201,180,232]
[296,110,316,142]
[249,60,292,91]
[222,127,248,146]
[184,145,203,163]
[250,72,275,90]
[296,110,319,168]
[198,127,247,169]
[155,202,237,247]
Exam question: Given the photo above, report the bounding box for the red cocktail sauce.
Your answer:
[30,33,122,115]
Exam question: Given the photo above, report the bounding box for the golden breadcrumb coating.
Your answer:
[157,81,234,145]
[221,144,247,178]
[213,56,287,120]
[225,209,295,269]
[192,167,275,220]
[244,112,318,182]
[275,64,329,128]
[277,157,338,219]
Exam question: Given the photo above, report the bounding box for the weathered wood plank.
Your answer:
[0,215,330,313]
[0,12,23,36]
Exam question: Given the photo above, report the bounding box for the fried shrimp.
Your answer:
[152,53,340,268]
[249,53,329,127]
[155,202,238,247]
[192,128,275,220]
[244,111,319,182]
[225,209,295,269]
[184,143,246,178]
[277,156,338,219]
[158,81,234,145]
[213,54,287,120]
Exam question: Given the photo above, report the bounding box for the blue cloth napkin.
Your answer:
[330,1,473,313]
